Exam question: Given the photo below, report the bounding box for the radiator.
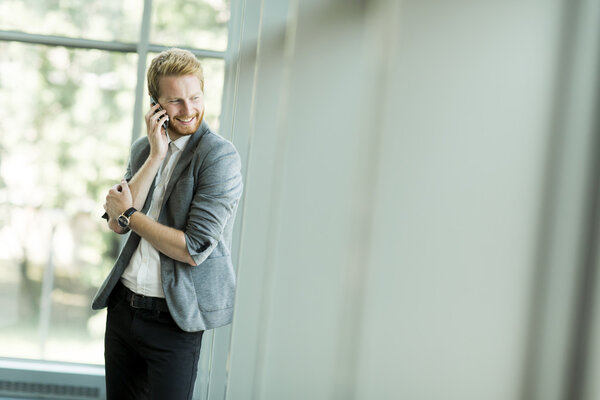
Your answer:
[0,358,104,400]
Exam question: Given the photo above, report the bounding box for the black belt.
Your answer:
[114,281,170,313]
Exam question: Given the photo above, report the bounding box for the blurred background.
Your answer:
[0,0,227,366]
[2,0,600,399]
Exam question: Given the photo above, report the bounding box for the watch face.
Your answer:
[117,215,129,228]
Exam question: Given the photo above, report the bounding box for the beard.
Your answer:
[169,109,204,137]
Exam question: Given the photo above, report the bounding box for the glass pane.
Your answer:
[0,42,137,365]
[0,0,143,43]
[151,0,230,52]
[138,54,225,138]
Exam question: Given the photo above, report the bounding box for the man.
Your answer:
[92,48,243,399]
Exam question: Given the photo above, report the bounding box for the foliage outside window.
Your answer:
[152,0,230,51]
[0,0,143,43]
[0,0,229,365]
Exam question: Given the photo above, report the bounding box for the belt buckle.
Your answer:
[130,293,142,309]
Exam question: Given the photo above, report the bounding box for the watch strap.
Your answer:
[123,207,137,218]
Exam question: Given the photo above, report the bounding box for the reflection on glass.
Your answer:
[0,0,143,43]
[0,42,137,365]
[141,54,225,137]
[151,0,230,51]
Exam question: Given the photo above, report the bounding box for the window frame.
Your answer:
[0,0,241,399]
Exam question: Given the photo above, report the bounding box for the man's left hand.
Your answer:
[104,179,134,220]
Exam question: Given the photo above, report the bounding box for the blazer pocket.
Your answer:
[191,255,236,312]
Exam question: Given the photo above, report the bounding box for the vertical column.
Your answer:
[131,0,153,144]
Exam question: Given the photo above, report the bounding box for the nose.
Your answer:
[181,100,192,115]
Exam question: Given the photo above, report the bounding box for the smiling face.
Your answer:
[157,74,205,141]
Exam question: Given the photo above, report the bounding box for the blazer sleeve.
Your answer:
[124,137,150,181]
[102,138,148,220]
[184,139,243,266]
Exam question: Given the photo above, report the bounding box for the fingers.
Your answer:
[104,180,133,220]
[156,114,169,131]
[150,109,167,124]
[145,103,163,120]
[106,180,126,200]
[147,115,169,142]
[146,105,168,130]
[120,179,131,193]
[107,180,128,196]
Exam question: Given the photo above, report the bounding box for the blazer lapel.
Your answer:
[135,143,156,215]
[162,120,208,205]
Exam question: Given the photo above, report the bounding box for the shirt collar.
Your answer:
[167,134,192,152]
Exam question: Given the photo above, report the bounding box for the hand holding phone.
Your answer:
[150,96,169,133]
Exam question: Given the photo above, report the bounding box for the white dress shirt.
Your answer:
[121,134,191,297]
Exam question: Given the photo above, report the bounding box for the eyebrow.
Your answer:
[165,93,203,101]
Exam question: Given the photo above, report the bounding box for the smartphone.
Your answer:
[150,96,169,132]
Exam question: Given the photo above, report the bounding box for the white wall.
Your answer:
[223,0,600,399]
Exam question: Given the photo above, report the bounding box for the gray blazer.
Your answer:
[92,121,243,332]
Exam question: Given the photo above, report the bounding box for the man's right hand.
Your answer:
[145,102,170,161]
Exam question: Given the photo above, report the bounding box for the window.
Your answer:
[0,0,143,42]
[0,0,230,366]
[0,42,136,364]
[151,0,229,51]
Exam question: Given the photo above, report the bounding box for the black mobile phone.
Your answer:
[150,96,169,132]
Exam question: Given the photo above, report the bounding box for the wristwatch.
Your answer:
[117,207,137,229]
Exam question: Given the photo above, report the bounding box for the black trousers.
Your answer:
[104,286,204,400]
